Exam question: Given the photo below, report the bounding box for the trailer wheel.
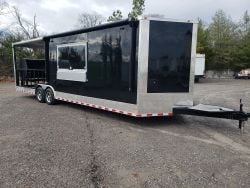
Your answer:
[45,88,56,105]
[35,87,45,103]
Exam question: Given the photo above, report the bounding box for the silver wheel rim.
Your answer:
[46,92,52,103]
[37,90,42,101]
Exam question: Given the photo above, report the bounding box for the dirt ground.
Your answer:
[0,79,250,188]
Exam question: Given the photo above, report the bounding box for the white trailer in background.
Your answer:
[195,54,205,82]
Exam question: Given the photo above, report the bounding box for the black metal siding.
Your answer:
[48,22,138,104]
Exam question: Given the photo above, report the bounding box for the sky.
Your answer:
[1,0,250,35]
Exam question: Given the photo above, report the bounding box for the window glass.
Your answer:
[58,44,85,69]
[87,26,132,88]
[148,21,193,93]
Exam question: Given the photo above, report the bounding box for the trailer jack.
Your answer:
[173,99,250,131]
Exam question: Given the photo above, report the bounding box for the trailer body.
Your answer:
[12,16,250,130]
[13,17,197,117]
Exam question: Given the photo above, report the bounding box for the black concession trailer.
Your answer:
[12,17,250,129]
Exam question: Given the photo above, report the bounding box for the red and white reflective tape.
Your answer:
[15,87,173,117]
[16,87,35,95]
[56,97,173,117]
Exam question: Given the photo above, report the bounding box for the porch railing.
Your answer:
[16,69,45,87]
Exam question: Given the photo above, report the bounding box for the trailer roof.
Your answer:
[44,17,196,39]
[12,37,44,48]
[12,19,132,47]
[44,19,131,39]
[12,17,197,47]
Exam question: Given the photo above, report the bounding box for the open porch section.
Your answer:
[12,37,46,87]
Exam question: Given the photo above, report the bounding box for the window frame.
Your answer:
[56,42,88,71]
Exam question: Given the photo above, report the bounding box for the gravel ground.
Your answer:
[0,79,250,188]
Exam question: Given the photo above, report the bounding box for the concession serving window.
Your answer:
[57,42,88,82]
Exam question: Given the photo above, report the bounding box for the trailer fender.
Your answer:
[35,84,56,97]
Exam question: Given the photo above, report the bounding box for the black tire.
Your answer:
[35,87,45,103]
[45,88,56,105]
[195,77,199,83]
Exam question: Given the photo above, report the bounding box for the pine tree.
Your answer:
[208,10,237,70]
[128,0,145,19]
[107,10,123,22]
[241,11,250,35]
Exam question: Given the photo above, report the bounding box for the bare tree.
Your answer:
[11,6,39,39]
[0,1,13,35]
[77,12,105,29]
[0,0,7,15]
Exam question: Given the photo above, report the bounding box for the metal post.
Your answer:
[239,99,243,130]
[45,39,49,84]
[12,45,18,86]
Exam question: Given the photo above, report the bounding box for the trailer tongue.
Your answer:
[173,100,250,130]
